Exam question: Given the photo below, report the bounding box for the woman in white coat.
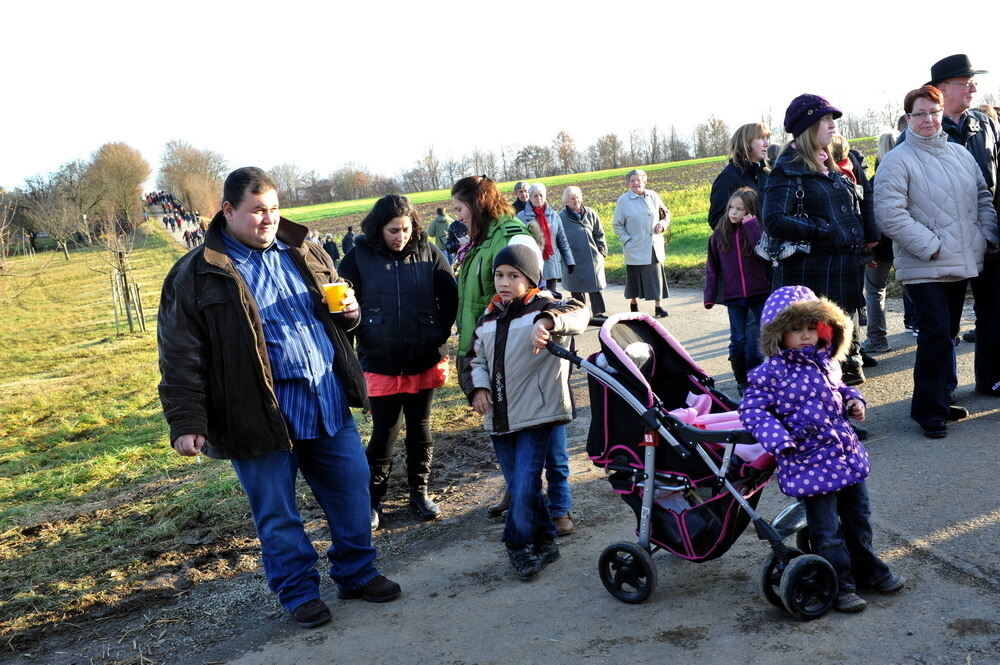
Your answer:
[612,169,670,317]
[874,85,998,439]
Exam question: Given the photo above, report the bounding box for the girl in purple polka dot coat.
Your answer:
[739,285,904,613]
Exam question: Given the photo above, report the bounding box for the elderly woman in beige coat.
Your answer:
[874,86,998,439]
[612,169,670,317]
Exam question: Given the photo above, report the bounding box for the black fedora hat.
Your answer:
[927,54,988,86]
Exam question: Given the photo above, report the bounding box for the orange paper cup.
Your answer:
[322,282,349,313]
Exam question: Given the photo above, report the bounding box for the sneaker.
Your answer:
[962,329,976,343]
[370,507,381,531]
[861,352,878,368]
[291,598,332,628]
[534,540,561,566]
[872,573,906,593]
[507,546,542,579]
[338,575,401,602]
[861,341,892,354]
[553,515,575,537]
[911,328,919,337]
[843,369,866,387]
[834,592,868,613]
[946,405,969,421]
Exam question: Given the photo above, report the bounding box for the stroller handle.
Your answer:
[546,340,582,365]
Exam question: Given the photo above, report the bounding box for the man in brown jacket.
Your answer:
[157,167,399,629]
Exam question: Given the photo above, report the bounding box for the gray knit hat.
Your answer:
[493,244,541,287]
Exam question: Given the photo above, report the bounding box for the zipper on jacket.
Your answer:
[394,259,402,374]
[735,225,748,297]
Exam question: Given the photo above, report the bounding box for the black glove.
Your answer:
[566,264,575,274]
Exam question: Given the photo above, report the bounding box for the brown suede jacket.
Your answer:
[157,211,366,459]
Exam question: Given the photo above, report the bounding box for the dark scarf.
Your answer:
[563,206,582,223]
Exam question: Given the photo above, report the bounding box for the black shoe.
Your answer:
[946,405,969,421]
[534,540,560,566]
[487,489,510,517]
[589,314,608,326]
[962,329,977,343]
[861,352,878,368]
[851,424,869,441]
[843,370,866,387]
[409,490,441,520]
[507,546,542,579]
[291,598,332,628]
[921,422,947,439]
[654,307,669,318]
[629,302,639,313]
[338,575,401,602]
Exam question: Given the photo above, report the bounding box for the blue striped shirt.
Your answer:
[222,230,345,439]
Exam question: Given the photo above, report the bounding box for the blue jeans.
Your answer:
[492,426,558,548]
[231,420,379,612]
[725,297,765,369]
[803,482,892,594]
[545,424,572,516]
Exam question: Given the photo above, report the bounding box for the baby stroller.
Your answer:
[546,313,837,620]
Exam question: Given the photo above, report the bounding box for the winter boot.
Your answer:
[406,438,440,520]
[730,355,749,397]
[369,463,391,531]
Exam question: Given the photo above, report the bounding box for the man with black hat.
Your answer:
[925,55,1000,394]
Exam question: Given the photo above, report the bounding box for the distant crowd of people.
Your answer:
[146,191,207,248]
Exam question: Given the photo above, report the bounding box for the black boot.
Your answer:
[409,489,441,520]
[730,355,749,397]
[369,464,391,531]
[406,438,440,520]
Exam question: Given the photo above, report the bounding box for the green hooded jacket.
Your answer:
[456,215,531,356]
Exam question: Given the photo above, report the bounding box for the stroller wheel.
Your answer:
[760,548,803,609]
[598,542,657,603]
[778,554,837,620]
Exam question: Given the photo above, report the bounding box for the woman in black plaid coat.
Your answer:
[762,95,879,384]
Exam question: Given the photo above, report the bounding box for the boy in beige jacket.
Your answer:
[460,244,588,579]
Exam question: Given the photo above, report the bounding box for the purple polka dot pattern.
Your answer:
[738,285,870,498]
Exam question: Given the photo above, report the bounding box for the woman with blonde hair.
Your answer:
[762,94,877,386]
[708,122,771,229]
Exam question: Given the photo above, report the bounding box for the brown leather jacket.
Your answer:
[157,212,366,459]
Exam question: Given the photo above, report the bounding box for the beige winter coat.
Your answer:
[612,189,670,265]
[874,128,998,284]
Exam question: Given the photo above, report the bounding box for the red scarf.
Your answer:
[533,205,554,260]
[837,158,857,184]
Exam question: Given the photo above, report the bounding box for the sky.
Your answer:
[4,0,1000,193]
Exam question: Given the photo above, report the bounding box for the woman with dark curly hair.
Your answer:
[338,194,458,528]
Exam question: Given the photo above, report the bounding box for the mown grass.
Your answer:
[282,155,729,225]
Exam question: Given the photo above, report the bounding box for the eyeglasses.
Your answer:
[943,79,977,89]
[907,109,943,120]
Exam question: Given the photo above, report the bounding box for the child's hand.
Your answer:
[742,215,756,224]
[846,399,866,422]
[471,389,493,415]
[532,319,554,354]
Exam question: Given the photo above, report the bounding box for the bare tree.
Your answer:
[158,140,227,215]
[514,145,553,178]
[0,191,55,302]
[331,164,373,200]
[443,155,471,185]
[647,126,664,164]
[21,172,86,260]
[627,130,647,166]
[593,134,624,170]
[666,126,691,161]
[552,131,577,174]
[89,142,150,236]
[269,163,304,206]
[694,116,730,158]
[421,148,442,190]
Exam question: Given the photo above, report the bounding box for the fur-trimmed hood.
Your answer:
[759,285,852,360]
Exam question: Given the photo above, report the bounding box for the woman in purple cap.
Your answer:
[762,94,878,387]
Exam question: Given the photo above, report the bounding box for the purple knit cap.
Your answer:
[760,285,818,326]
[783,94,843,137]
